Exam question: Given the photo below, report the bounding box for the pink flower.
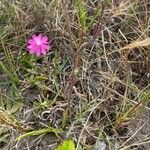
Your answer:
[27,34,50,56]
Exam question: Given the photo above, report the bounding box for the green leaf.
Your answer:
[28,76,48,85]
[61,109,68,129]
[57,140,75,150]
[16,127,63,140]
[0,84,22,114]
[0,61,10,77]
[33,76,48,82]
[34,99,57,109]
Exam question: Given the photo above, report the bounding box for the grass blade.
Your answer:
[77,0,87,29]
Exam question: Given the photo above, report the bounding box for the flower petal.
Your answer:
[27,44,35,50]
[34,46,41,56]
[41,49,47,56]
[41,44,50,51]
[37,34,42,40]
[29,48,36,54]
[27,44,37,54]
[36,49,41,56]
[28,39,34,45]
[32,35,37,40]
[42,36,49,43]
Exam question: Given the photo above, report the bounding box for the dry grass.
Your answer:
[0,0,149,149]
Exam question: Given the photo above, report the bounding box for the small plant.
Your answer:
[56,140,75,150]
[0,108,28,133]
